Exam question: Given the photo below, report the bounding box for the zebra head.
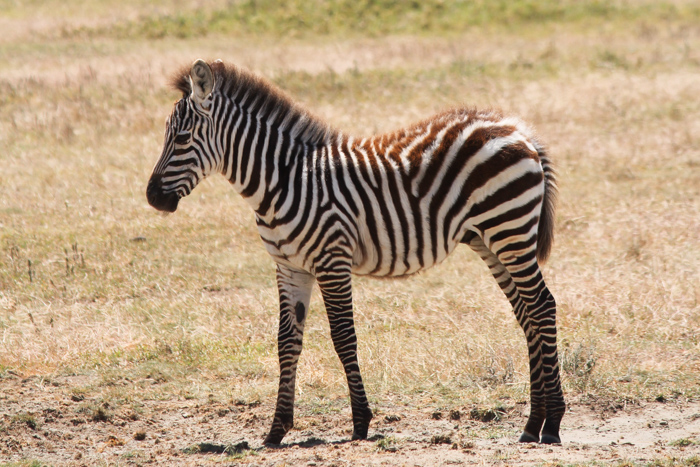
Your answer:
[147,59,218,213]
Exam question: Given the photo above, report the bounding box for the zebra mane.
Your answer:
[170,61,336,147]
[170,65,192,98]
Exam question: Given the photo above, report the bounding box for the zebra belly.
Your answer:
[257,201,470,278]
[350,222,465,277]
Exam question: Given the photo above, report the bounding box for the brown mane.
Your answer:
[169,61,336,147]
[169,64,192,97]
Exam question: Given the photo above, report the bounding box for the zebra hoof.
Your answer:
[351,425,370,440]
[518,431,540,443]
[265,414,293,445]
[540,434,561,445]
[351,408,373,440]
[263,435,283,445]
[264,429,287,445]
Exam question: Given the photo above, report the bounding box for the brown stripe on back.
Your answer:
[400,124,440,177]
[369,109,464,175]
[356,139,381,171]
[414,120,470,197]
[467,125,517,151]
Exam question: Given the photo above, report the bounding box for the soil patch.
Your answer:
[1,374,699,465]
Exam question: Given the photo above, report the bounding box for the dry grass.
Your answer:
[1,2,700,461]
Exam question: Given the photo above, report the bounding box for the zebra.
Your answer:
[147,59,565,445]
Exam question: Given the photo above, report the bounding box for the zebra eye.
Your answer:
[174,132,190,145]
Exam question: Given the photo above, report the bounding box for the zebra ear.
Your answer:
[189,59,214,105]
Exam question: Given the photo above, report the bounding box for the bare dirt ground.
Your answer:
[2,372,699,466]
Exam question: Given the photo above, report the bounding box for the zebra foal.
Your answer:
[147,59,565,444]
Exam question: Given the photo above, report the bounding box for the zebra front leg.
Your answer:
[264,265,315,445]
[316,268,373,440]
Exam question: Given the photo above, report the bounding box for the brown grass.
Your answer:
[1,2,700,464]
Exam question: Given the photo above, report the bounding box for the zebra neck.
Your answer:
[220,116,323,220]
[217,95,336,218]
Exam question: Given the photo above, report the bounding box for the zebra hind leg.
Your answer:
[495,246,565,444]
[464,234,562,443]
[264,265,315,445]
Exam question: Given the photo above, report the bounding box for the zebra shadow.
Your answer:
[265,434,385,449]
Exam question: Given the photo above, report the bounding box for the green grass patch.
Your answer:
[77,402,112,422]
[61,0,700,40]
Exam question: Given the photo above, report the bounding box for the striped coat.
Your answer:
[147,59,564,445]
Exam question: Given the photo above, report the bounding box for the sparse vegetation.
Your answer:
[375,435,401,452]
[670,438,699,448]
[1,0,699,465]
[182,440,250,454]
[77,402,112,422]
[11,413,38,431]
[469,405,511,423]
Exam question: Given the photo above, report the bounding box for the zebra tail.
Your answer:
[536,143,557,264]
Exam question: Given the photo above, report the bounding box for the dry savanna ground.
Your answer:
[1,1,700,465]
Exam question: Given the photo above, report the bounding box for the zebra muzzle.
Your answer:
[146,175,180,213]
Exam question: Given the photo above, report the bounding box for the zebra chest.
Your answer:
[255,218,340,273]
[257,228,308,270]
